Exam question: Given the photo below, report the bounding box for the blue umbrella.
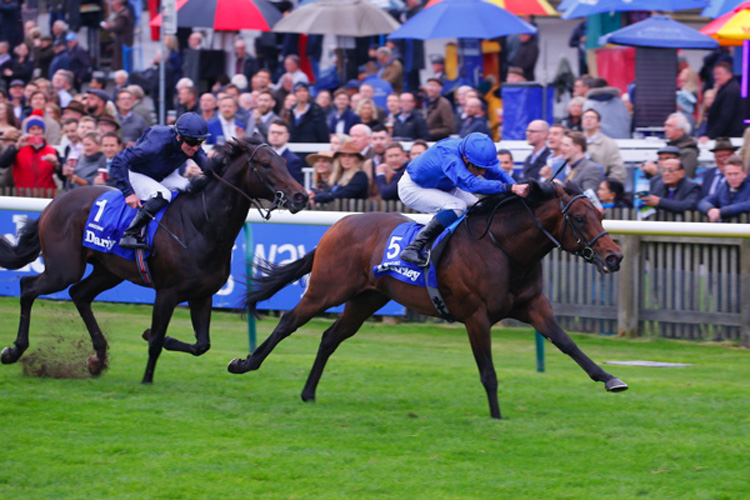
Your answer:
[598,14,719,49]
[702,0,745,17]
[387,0,536,40]
[561,0,709,20]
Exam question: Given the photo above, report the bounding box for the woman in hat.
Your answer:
[305,150,334,197]
[310,141,368,205]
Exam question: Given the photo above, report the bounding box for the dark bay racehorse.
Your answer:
[0,137,307,383]
[228,181,628,419]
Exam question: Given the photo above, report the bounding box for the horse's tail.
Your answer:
[0,218,41,270]
[245,248,316,316]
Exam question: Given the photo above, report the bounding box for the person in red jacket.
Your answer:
[0,110,61,193]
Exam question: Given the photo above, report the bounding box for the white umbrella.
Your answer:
[273,0,401,36]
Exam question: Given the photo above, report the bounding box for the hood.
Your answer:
[586,86,620,102]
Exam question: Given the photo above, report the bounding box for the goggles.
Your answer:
[181,136,205,147]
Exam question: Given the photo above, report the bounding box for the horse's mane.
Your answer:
[467,180,583,218]
[188,136,266,193]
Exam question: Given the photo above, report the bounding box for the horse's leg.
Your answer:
[301,291,389,402]
[464,311,502,419]
[155,296,212,356]
[68,265,124,376]
[1,265,85,365]
[141,291,180,384]
[517,295,628,392]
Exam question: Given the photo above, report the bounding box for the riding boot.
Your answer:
[119,196,169,250]
[400,217,445,267]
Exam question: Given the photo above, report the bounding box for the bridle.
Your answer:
[466,189,608,264]
[210,142,288,220]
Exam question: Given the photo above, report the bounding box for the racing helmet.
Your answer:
[175,112,211,140]
[459,132,499,169]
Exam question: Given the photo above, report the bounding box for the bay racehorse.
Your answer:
[0,137,307,383]
[228,181,627,419]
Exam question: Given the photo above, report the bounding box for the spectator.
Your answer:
[126,85,154,127]
[383,93,400,134]
[101,0,135,71]
[24,90,61,145]
[596,178,630,212]
[311,141,369,205]
[32,35,54,79]
[458,97,491,138]
[233,38,257,81]
[187,31,203,50]
[206,95,246,146]
[5,43,32,86]
[276,54,308,90]
[698,155,750,222]
[288,82,328,144]
[453,85,474,130]
[695,88,716,138]
[0,100,19,134]
[329,133,348,153]
[59,117,80,157]
[199,92,218,123]
[94,132,123,186]
[539,123,567,181]
[561,96,584,132]
[641,158,701,213]
[663,112,699,178]
[430,54,445,82]
[510,33,539,81]
[116,89,148,145]
[62,100,85,122]
[253,90,279,141]
[409,139,429,161]
[63,131,106,188]
[355,98,382,130]
[573,75,594,98]
[48,39,70,80]
[0,111,61,192]
[520,119,550,182]
[376,46,403,94]
[584,78,631,139]
[375,141,408,201]
[51,69,74,108]
[559,130,603,192]
[78,115,97,137]
[86,89,113,120]
[96,114,121,137]
[113,69,129,96]
[362,124,390,196]
[267,119,303,185]
[65,33,90,91]
[50,19,67,46]
[639,145,681,184]
[676,90,697,133]
[702,62,745,140]
[423,77,454,141]
[315,90,333,116]
[496,148,516,179]
[8,79,23,120]
[393,92,429,141]
[305,150,334,197]
[506,66,526,83]
[358,83,387,117]
[700,137,737,198]
[581,108,625,183]
[176,85,199,115]
[328,88,360,135]
[348,123,373,161]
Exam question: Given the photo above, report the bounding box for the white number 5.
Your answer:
[386,236,402,259]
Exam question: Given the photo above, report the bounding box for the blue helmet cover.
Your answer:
[175,112,211,139]
[459,132,499,169]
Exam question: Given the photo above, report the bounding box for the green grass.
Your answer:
[0,297,747,500]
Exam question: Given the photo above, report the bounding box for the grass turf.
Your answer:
[0,298,747,499]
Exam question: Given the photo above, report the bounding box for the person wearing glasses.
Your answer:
[519,119,550,182]
[398,132,529,267]
[640,158,701,214]
[111,112,210,250]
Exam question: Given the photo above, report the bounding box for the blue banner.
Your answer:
[0,210,405,316]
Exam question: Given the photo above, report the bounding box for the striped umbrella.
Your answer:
[425,0,557,16]
[149,0,281,31]
[701,1,750,45]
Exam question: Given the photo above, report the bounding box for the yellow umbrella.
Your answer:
[701,2,750,46]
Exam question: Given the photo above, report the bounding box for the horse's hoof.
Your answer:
[227,358,247,374]
[301,391,315,402]
[605,378,629,392]
[1,347,17,364]
[141,329,151,341]
[87,355,106,377]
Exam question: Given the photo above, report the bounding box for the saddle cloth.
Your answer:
[82,190,173,261]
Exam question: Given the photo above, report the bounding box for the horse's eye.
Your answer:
[262,162,272,169]
[574,215,585,224]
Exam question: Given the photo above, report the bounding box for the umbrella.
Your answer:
[702,2,750,45]
[387,0,537,40]
[298,0,405,9]
[424,0,557,16]
[599,14,718,49]
[561,0,710,20]
[702,0,745,18]
[149,0,281,31]
[272,0,400,37]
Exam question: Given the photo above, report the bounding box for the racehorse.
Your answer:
[0,137,308,383]
[228,181,628,419]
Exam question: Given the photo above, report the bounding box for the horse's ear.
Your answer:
[251,130,265,143]
[564,180,583,195]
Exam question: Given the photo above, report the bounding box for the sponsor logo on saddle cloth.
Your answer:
[82,190,175,260]
[373,218,463,288]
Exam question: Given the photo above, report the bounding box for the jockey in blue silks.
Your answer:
[110,112,211,250]
[398,132,530,267]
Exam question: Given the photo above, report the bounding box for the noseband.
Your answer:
[211,142,288,220]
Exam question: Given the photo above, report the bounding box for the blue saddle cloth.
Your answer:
[373,216,463,288]
[82,190,172,261]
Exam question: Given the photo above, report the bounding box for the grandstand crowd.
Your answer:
[0,1,747,222]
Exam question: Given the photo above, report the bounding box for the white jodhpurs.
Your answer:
[128,169,191,202]
[398,171,479,217]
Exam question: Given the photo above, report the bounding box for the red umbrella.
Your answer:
[150,0,281,31]
[425,0,557,16]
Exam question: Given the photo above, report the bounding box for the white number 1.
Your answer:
[93,199,107,222]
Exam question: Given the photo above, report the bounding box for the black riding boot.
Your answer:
[400,217,445,267]
[119,196,169,250]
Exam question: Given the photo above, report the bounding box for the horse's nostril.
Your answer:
[606,254,622,270]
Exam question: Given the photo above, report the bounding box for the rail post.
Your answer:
[617,234,640,337]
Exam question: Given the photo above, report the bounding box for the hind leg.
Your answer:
[69,265,124,376]
[2,264,85,365]
[301,291,389,402]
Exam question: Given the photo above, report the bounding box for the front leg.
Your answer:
[142,291,180,384]
[464,311,502,419]
[514,294,628,392]
[160,296,213,356]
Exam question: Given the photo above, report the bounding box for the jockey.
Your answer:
[110,112,210,250]
[398,132,530,267]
